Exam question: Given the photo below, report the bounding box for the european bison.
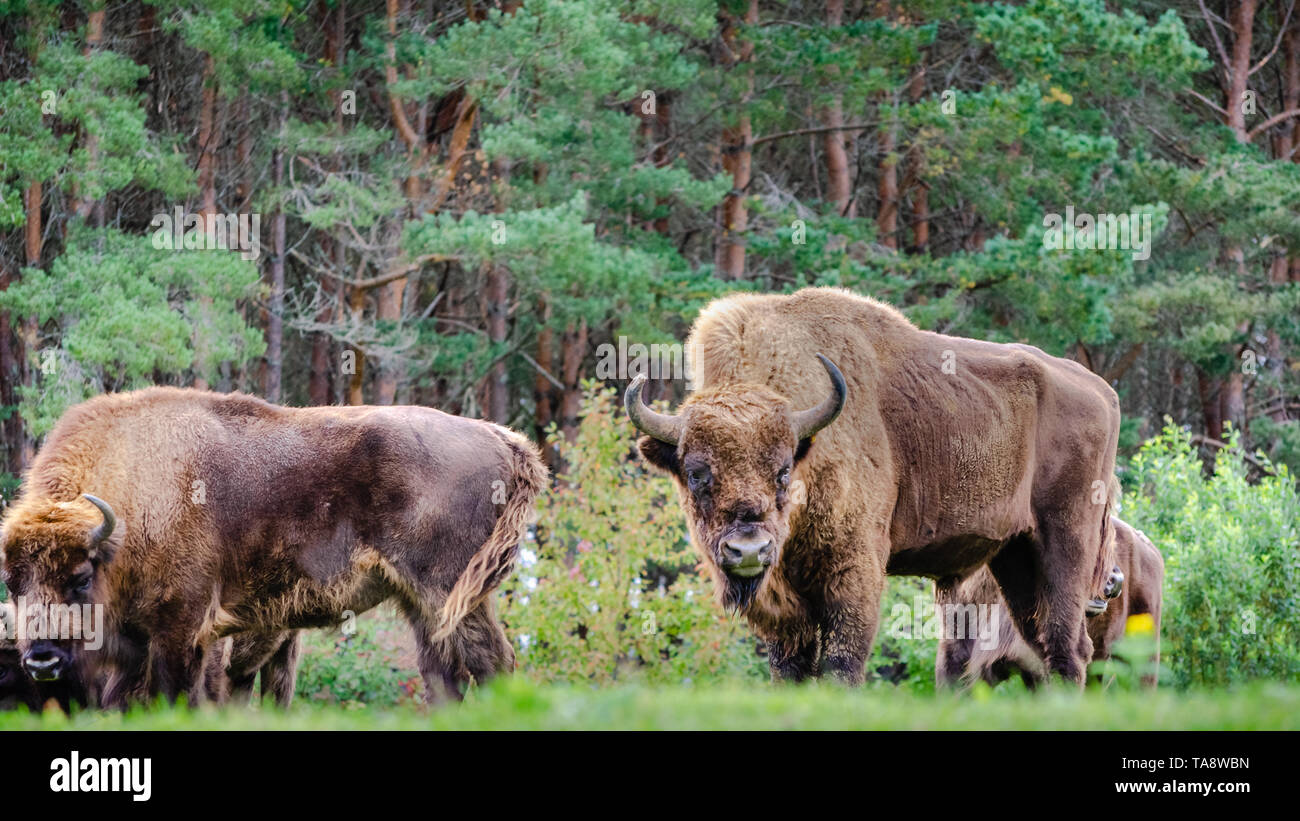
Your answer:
[936,517,1164,688]
[627,287,1120,684]
[0,387,546,706]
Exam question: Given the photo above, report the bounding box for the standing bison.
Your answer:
[627,287,1120,684]
[936,516,1164,689]
[0,387,546,706]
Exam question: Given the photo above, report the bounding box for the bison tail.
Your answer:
[432,430,548,642]
[1090,475,1122,598]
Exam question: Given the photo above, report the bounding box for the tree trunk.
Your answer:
[485,263,510,423]
[1199,369,1224,442]
[533,298,556,461]
[347,285,366,405]
[0,260,24,477]
[876,97,899,249]
[72,7,106,225]
[193,54,218,391]
[559,319,588,444]
[307,265,335,406]
[715,0,757,279]
[1226,0,1257,142]
[822,0,855,217]
[907,65,929,252]
[264,95,287,404]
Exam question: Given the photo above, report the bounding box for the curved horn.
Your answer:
[82,494,116,549]
[624,375,683,445]
[792,354,847,440]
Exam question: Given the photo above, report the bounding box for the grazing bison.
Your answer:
[0,387,546,706]
[936,517,1164,689]
[626,287,1120,684]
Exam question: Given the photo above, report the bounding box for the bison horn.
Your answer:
[792,354,847,441]
[625,375,683,445]
[83,494,116,550]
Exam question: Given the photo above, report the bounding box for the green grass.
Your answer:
[3,679,1297,730]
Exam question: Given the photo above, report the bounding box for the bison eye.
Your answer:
[776,466,791,488]
[72,573,94,596]
[686,467,712,493]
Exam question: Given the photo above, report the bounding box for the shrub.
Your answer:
[294,607,421,708]
[1121,422,1300,687]
[499,383,765,685]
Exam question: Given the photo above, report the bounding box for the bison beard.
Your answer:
[628,287,1122,685]
[0,387,546,707]
[936,517,1164,689]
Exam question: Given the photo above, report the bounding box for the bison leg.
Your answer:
[934,579,974,688]
[986,534,1045,674]
[400,603,467,704]
[817,560,885,685]
[1029,519,1097,684]
[147,630,212,705]
[457,599,515,685]
[259,632,300,708]
[766,633,820,683]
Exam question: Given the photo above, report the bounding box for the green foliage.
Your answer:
[0,226,265,435]
[498,383,764,685]
[1122,423,1300,687]
[294,608,421,709]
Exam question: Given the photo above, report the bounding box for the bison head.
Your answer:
[627,355,846,610]
[0,494,116,682]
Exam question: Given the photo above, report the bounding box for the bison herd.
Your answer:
[1,287,1162,714]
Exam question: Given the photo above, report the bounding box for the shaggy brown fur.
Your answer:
[0,387,546,706]
[630,288,1120,684]
[936,517,1164,688]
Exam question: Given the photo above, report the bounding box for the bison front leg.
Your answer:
[148,627,213,705]
[766,632,820,683]
[818,559,886,685]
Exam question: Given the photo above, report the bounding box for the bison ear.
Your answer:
[637,436,679,475]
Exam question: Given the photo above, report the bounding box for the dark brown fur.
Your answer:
[0,387,546,706]
[0,637,40,712]
[204,631,301,707]
[936,517,1163,688]
[632,288,1121,684]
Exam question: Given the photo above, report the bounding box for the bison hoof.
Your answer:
[1085,596,1108,617]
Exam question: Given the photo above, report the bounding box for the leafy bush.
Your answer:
[1122,423,1300,687]
[499,383,765,685]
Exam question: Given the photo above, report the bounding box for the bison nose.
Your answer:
[23,644,66,682]
[1104,566,1125,599]
[721,536,773,577]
